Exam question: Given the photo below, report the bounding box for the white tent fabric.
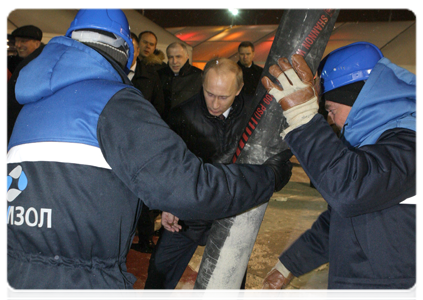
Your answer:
[167,20,416,74]
[7,9,192,62]
[7,10,415,74]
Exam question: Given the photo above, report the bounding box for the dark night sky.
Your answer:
[138,9,416,28]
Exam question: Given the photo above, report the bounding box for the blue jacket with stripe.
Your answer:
[280,58,416,289]
[7,36,276,289]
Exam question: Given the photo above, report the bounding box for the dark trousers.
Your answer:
[137,203,159,246]
[145,220,247,289]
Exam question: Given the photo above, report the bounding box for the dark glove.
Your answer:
[263,149,293,192]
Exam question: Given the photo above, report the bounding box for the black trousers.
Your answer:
[137,203,159,246]
[145,220,247,289]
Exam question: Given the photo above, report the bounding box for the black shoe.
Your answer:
[131,240,155,253]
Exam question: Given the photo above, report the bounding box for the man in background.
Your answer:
[138,30,166,71]
[158,42,202,121]
[8,25,44,143]
[128,32,165,253]
[237,41,263,96]
[8,25,43,73]
[129,32,164,116]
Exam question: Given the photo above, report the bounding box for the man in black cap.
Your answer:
[13,25,42,57]
[8,25,44,143]
[8,25,43,73]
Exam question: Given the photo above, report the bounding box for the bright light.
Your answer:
[228,8,239,16]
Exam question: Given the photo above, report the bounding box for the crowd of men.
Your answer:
[7,9,415,291]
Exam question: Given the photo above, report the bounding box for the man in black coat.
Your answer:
[129,33,164,117]
[145,58,293,289]
[128,33,165,253]
[7,25,43,74]
[158,42,202,121]
[138,31,166,72]
[237,41,264,96]
[8,25,44,143]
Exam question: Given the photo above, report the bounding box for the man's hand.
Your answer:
[262,268,294,289]
[262,54,319,137]
[161,212,182,232]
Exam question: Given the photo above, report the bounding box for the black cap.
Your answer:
[11,25,42,41]
[321,81,365,107]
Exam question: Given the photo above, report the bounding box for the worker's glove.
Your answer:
[262,260,294,289]
[262,54,319,138]
[263,149,293,192]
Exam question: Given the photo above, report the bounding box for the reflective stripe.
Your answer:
[400,195,417,205]
[7,142,111,169]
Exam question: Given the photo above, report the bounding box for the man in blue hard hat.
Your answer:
[261,42,416,289]
[7,9,292,289]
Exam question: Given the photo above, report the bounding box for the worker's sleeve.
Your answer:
[285,114,416,218]
[279,208,331,277]
[97,88,275,221]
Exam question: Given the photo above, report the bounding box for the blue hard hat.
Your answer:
[66,9,134,70]
[319,42,383,95]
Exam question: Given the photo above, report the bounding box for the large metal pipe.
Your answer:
[194,9,339,289]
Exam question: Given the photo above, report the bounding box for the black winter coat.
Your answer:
[167,89,253,243]
[131,59,165,116]
[168,89,253,164]
[237,61,263,96]
[8,44,45,143]
[158,61,202,121]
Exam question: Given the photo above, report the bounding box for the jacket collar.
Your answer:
[171,60,192,77]
[237,60,255,69]
[132,58,155,79]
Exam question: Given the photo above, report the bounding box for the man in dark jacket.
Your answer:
[261,42,416,289]
[237,41,263,96]
[7,25,43,74]
[138,30,166,72]
[145,58,293,289]
[129,32,164,116]
[128,32,165,253]
[7,9,291,289]
[8,25,45,143]
[158,42,202,121]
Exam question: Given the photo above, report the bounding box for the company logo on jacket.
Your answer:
[7,165,27,202]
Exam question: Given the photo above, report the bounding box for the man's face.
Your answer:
[325,100,352,130]
[138,33,157,58]
[203,69,242,116]
[131,38,140,68]
[14,37,40,58]
[238,46,255,67]
[167,45,189,74]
